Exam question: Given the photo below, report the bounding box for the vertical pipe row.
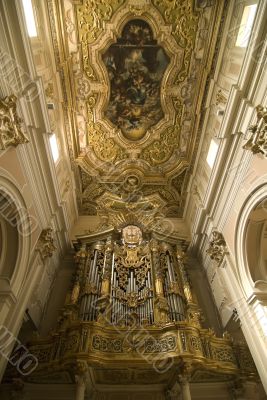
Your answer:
[161,249,187,322]
[110,241,156,326]
[90,249,98,321]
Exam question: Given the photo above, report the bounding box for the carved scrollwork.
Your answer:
[92,334,123,353]
[141,123,179,165]
[113,286,152,308]
[115,244,151,289]
[86,96,126,162]
[46,0,224,225]
[0,95,29,150]
[76,0,123,80]
[144,335,176,353]
[189,335,202,353]
[211,345,236,364]
[234,344,257,372]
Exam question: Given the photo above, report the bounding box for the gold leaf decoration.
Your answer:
[152,0,199,84]
[86,96,126,163]
[76,0,124,80]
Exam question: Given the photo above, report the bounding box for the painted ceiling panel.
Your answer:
[47,0,226,228]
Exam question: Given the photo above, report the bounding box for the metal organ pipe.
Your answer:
[93,253,99,285]
[79,251,89,321]
[112,270,117,324]
[94,268,101,320]
[163,251,186,322]
[79,252,89,320]
[92,250,98,283]
[166,252,175,282]
[110,253,115,291]
[130,270,132,293]
[108,239,156,327]
[87,250,94,282]
[165,253,176,321]
[92,251,98,321]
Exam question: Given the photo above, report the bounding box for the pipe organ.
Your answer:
[111,242,154,326]
[22,225,258,388]
[72,226,195,326]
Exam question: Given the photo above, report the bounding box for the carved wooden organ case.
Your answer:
[72,226,197,327]
[18,226,258,385]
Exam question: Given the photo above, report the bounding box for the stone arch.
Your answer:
[0,177,33,300]
[246,198,267,283]
[236,184,267,300]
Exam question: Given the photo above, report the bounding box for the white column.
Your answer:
[75,375,86,400]
[180,376,191,400]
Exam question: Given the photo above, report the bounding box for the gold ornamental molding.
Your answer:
[243,105,267,157]
[16,321,257,385]
[75,0,186,159]
[0,95,29,150]
[6,228,258,387]
[47,0,226,218]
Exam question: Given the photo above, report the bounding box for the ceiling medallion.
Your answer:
[102,19,169,141]
[123,174,142,192]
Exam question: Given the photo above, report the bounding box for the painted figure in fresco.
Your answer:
[103,19,169,141]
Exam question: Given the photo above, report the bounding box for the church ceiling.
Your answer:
[47,0,225,225]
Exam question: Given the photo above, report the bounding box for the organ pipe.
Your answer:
[73,230,201,328]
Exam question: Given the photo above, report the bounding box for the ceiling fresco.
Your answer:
[47,0,226,228]
[103,19,170,141]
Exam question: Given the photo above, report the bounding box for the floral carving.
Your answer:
[86,96,126,162]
